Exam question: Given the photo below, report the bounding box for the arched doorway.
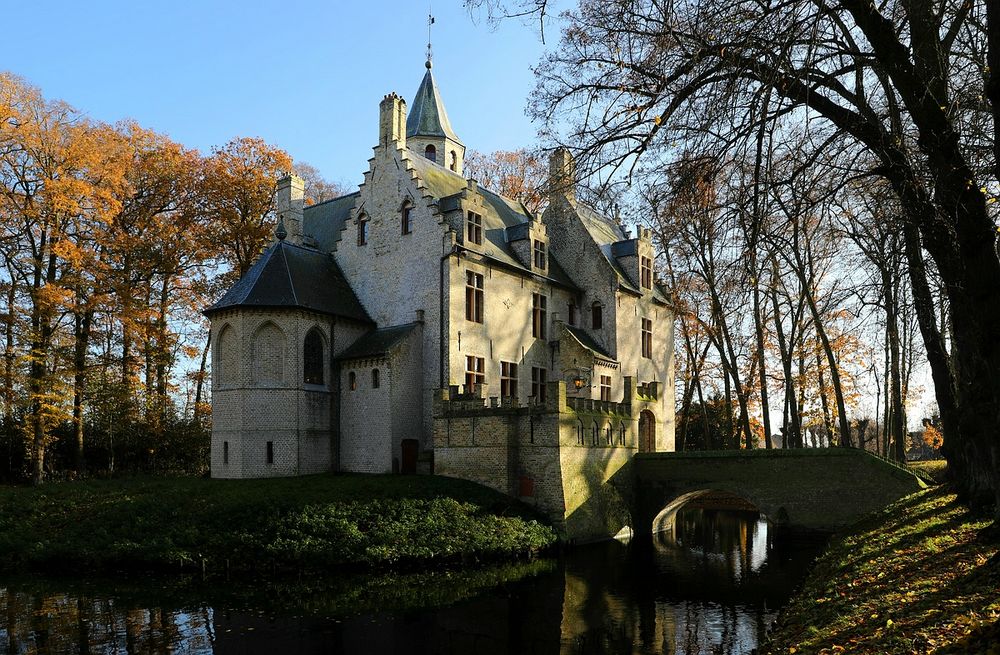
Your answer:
[638,410,656,452]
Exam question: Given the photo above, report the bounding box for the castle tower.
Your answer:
[406,59,465,175]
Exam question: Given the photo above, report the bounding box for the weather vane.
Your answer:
[426,9,435,67]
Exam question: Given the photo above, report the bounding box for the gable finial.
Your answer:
[426,10,434,69]
[275,216,287,241]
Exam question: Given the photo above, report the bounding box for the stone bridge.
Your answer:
[630,448,926,534]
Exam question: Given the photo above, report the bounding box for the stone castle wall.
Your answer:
[433,378,659,542]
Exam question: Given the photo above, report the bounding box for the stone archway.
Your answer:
[638,410,656,453]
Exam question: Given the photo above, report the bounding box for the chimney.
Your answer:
[379,92,407,149]
[548,147,576,205]
[275,174,305,245]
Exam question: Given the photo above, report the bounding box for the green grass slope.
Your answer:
[763,464,999,655]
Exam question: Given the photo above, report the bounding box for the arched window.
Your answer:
[592,302,603,329]
[216,324,236,387]
[303,328,324,385]
[591,420,599,446]
[577,420,585,445]
[605,424,612,446]
[357,213,369,246]
[618,423,626,446]
[372,368,380,389]
[450,150,458,171]
[401,201,413,235]
[424,144,437,162]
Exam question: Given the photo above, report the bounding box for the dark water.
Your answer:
[0,508,824,654]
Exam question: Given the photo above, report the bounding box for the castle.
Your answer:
[205,59,676,540]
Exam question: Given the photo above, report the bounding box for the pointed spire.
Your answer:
[406,64,462,144]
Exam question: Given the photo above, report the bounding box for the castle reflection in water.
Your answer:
[0,508,824,654]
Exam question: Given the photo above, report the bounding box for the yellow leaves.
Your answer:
[653,115,662,126]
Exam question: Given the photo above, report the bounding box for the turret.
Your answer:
[407,60,465,174]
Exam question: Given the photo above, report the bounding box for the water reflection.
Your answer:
[0,508,823,654]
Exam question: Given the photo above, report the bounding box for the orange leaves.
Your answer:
[464,148,547,214]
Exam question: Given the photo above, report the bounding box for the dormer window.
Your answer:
[425,144,437,162]
[357,214,369,246]
[467,211,483,245]
[533,240,547,270]
[640,256,653,289]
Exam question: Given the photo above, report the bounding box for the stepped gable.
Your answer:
[406,153,579,290]
[576,203,670,304]
[204,240,371,323]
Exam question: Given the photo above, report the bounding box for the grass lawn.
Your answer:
[0,474,557,574]
[763,462,999,654]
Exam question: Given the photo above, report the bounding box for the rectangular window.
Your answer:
[358,216,369,246]
[223,441,229,465]
[266,441,274,465]
[642,318,653,359]
[532,293,547,339]
[568,303,577,326]
[465,271,484,323]
[465,355,485,391]
[372,368,380,389]
[640,256,653,289]
[401,205,413,234]
[349,370,357,391]
[500,361,518,398]
[592,303,603,329]
[531,366,547,402]
[600,375,611,402]
[467,211,483,245]
[533,240,546,269]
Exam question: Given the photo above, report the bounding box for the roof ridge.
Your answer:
[278,243,299,306]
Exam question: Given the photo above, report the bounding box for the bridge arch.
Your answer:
[650,488,774,535]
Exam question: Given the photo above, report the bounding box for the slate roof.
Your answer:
[302,192,358,252]
[406,66,462,143]
[577,204,671,304]
[204,241,372,323]
[406,154,580,291]
[336,323,419,361]
[564,325,616,362]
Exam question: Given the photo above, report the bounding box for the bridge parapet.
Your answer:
[634,448,925,534]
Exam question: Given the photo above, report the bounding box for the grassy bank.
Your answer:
[0,474,557,574]
[763,464,999,654]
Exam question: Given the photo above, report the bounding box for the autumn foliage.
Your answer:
[0,72,306,483]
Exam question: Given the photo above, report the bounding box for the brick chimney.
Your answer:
[275,174,305,245]
[548,147,576,205]
[379,92,407,149]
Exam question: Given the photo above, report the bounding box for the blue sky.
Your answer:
[4,1,550,186]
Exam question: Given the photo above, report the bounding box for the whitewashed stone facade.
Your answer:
[206,61,676,537]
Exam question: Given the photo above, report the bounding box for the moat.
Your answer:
[0,507,825,654]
